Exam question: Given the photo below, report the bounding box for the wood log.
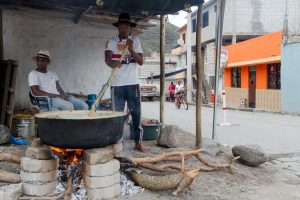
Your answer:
[129,148,205,165]
[172,170,200,196]
[195,154,240,169]
[131,172,183,190]
[18,192,64,200]
[0,152,21,163]
[0,169,20,183]
[64,175,73,200]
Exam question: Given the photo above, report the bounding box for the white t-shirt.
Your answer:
[175,84,184,93]
[105,36,143,86]
[28,70,60,95]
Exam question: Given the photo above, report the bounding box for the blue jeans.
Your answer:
[51,96,89,110]
[111,84,142,144]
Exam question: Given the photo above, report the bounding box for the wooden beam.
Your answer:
[159,15,165,127]
[195,4,203,147]
[73,5,93,24]
[0,9,3,60]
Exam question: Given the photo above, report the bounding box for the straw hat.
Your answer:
[113,13,137,27]
[32,50,51,62]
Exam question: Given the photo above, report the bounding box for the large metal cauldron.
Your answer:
[35,110,128,149]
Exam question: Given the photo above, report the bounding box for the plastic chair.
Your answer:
[29,91,52,111]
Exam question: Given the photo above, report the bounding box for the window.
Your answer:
[231,68,241,88]
[182,33,186,44]
[267,63,281,89]
[192,18,197,32]
[202,11,209,28]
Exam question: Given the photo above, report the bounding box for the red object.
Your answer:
[211,94,215,104]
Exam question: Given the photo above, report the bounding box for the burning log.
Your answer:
[64,174,74,200]
[0,169,20,183]
[0,152,21,164]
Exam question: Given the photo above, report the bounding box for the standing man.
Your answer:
[168,82,176,102]
[29,50,88,111]
[105,13,149,152]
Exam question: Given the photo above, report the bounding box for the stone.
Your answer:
[0,124,10,145]
[21,157,58,173]
[157,125,179,148]
[232,145,268,166]
[22,181,56,196]
[25,146,53,160]
[84,172,120,189]
[83,159,120,177]
[0,183,22,200]
[86,183,120,200]
[83,147,114,165]
[21,170,58,183]
[30,138,43,147]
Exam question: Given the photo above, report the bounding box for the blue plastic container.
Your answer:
[86,99,100,110]
[88,94,97,100]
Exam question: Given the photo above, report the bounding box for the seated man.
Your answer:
[28,50,88,110]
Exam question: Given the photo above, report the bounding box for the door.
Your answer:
[248,66,256,108]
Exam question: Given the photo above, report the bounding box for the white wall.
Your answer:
[2,8,116,109]
[190,0,298,45]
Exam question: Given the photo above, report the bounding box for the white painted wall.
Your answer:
[2,8,116,109]
[190,0,299,45]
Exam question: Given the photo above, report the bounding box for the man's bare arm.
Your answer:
[105,50,122,68]
[30,85,60,98]
[127,39,143,65]
[56,81,66,96]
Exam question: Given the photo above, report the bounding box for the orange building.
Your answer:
[224,31,282,112]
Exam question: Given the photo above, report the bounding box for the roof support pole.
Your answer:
[195,4,203,146]
[0,9,3,59]
[73,6,93,24]
[159,15,166,127]
[212,0,226,140]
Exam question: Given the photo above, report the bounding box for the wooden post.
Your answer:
[159,15,165,126]
[0,9,3,60]
[195,4,203,147]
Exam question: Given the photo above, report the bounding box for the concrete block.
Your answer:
[107,142,123,155]
[112,142,123,154]
[86,183,120,200]
[22,181,56,196]
[83,159,120,177]
[83,172,120,189]
[0,183,22,200]
[21,170,58,183]
[21,157,58,173]
[25,146,53,160]
[30,138,43,147]
[83,147,114,165]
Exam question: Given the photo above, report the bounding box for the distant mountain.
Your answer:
[140,22,179,57]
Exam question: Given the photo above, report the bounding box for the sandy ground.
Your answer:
[0,126,299,200]
[117,125,300,200]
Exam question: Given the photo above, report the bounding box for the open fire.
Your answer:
[49,146,84,165]
[48,146,86,199]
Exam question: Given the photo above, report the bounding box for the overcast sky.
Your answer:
[168,0,209,27]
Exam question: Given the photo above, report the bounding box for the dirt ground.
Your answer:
[0,125,299,200]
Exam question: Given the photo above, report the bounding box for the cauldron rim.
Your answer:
[34,110,128,120]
